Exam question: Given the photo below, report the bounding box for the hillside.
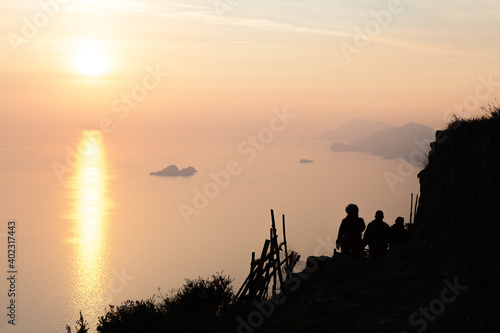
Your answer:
[330,122,434,165]
[246,250,476,333]
[414,108,500,318]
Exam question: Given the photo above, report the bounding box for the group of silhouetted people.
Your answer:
[335,204,409,262]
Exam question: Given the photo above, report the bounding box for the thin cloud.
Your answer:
[368,35,500,60]
[150,8,351,38]
[53,0,350,38]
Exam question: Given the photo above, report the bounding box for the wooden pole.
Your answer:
[414,194,419,218]
[282,214,289,274]
[274,236,284,288]
[234,209,297,304]
[234,253,256,301]
[270,227,277,296]
[260,240,270,261]
[270,209,276,231]
[270,210,284,293]
[410,193,414,225]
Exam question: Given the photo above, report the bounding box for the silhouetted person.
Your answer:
[389,216,409,248]
[336,204,365,257]
[363,210,390,262]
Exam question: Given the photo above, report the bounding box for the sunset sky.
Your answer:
[1,3,500,331]
[1,0,499,138]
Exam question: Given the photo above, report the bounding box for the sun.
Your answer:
[74,46,108,76]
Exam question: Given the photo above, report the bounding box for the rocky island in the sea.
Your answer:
[150,165,197,177]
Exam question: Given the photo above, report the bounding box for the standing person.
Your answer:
[389,216,409,248]
[336,204,366,257]
[363,210,390,262]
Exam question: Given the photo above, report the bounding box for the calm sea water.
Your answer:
[0,131,419,332]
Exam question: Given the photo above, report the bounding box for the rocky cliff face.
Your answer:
[414,109,500,297]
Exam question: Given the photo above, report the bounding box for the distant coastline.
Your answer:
[328,122,434,166]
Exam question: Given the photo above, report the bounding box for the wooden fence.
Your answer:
[234,210,300,304]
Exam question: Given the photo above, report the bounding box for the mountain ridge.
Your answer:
[330,122,434,166]
[319,118,394,142]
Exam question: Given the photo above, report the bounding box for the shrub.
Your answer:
[94,273,234,333]
[97,298,165,333]
[161,273,234,332]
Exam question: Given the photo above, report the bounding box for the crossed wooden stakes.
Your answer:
[234,209,300,304]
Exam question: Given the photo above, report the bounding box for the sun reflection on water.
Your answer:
[68,131,112,329]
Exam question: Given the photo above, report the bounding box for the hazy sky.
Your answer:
[1,0,499,137]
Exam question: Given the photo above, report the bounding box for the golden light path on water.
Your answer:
[68,131,112,330]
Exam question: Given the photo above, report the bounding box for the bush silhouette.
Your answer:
[162,274,234,332]
[97,298,165,333]
[95,273,234,333]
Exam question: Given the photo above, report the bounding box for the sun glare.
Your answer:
[74,46,108,76]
